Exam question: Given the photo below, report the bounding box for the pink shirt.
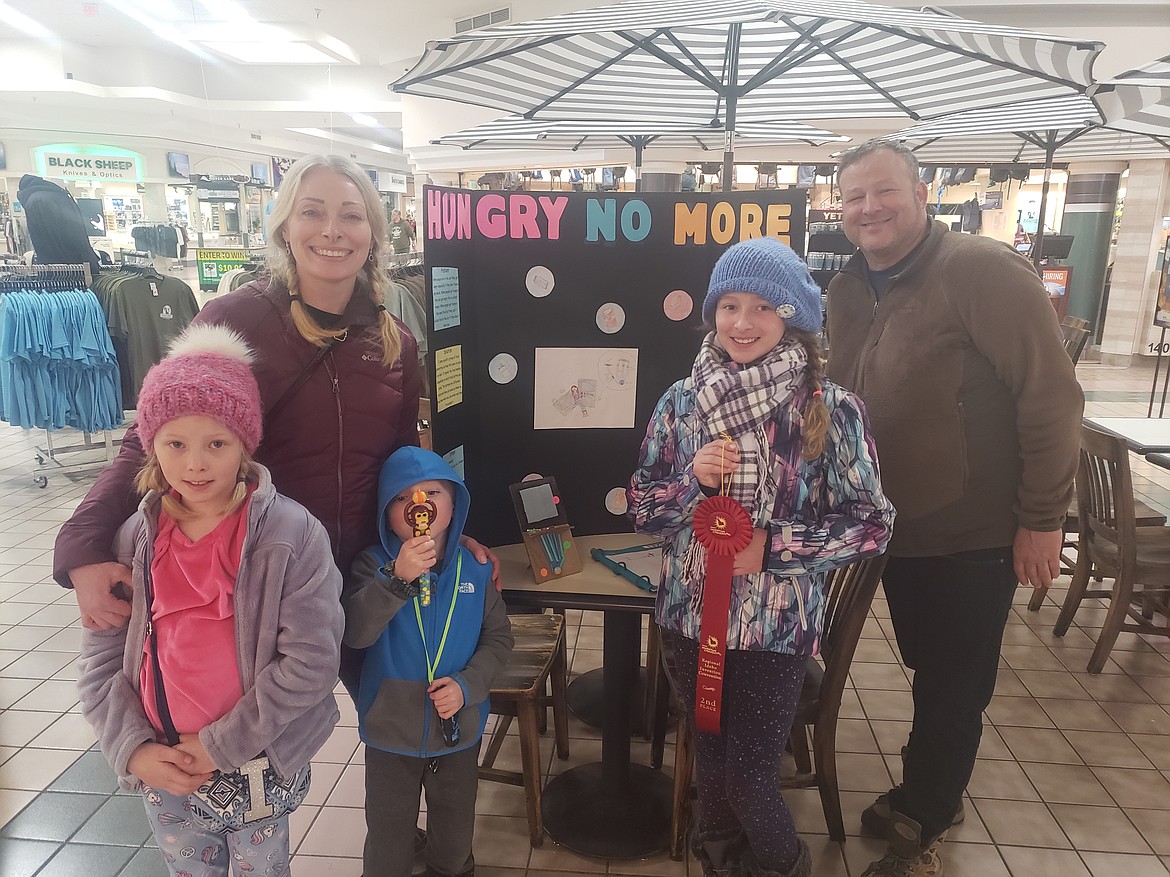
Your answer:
[141,495,251,736]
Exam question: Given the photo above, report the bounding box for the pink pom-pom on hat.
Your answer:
[136,324,263,454]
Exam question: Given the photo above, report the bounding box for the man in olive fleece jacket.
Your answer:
[826,141,1083,877]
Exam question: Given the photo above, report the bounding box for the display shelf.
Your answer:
[809,231,855,255]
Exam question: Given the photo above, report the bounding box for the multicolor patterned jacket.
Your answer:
[627,378,894,656]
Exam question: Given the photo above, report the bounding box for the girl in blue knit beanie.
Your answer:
[628,237,895,877]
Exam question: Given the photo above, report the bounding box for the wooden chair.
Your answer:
[660,554,889,857]
[1060,315,1092,364]
[1052,425,1170,673]
[479,613,570,846]
[1027,493,1166,611]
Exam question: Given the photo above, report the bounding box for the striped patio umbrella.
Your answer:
[394,0,1103,190]
[1091,54,1170,139]
[430,116,850,188]
[891,128,1168,163]
[887,90,1170,264]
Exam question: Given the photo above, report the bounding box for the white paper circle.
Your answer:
[595,303,626,334]
[525,265,555,298]
[522,473,543,482]
[663,290,694,321]
[605,487,628,515]
[488,353,518,384]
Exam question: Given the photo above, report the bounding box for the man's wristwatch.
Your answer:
[380,559,421,600]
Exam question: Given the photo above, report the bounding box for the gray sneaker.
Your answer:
[860,790,964,841]
[860,843,944,877]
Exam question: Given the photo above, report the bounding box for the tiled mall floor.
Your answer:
[1,360,1169,877]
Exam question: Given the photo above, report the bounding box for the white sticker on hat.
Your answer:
[596,303,626,334]
[525,266,555,298]
[488,353,518,384]
[777,304,796,319]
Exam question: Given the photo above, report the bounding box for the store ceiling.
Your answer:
[1,0,1168,173]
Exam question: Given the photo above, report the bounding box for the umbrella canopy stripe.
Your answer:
[899,130,1169,162]
[1088,55,1170,138]
[884,66,1170,269]
[396,0,1101,124]
[1092,90,1170,137]
[468,0,773,34]
[420,0,1090,44]
[887,90,1169,162]
[464,50,1078,124]
[893,96,1102,139]
[428,114,850,193]
[404,37,1085,122]
[431,116,849,150]
[1110,54,1170,85]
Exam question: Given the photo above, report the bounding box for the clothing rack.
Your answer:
[0,261,93,288]
[118,249,154,267]
[32,429,123,488]
[0,263,123,486]
[389,256,424,278]
[386,251,422,268]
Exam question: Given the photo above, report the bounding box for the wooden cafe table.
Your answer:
[495,533,672,858]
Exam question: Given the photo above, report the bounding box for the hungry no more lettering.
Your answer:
[425,190,793,248]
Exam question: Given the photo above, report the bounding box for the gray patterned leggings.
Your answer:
[140,784,291,877]
[663,631,807,874]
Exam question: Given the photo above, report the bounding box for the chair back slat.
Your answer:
[1060,316,1092,363]
[818,553,888,709]
[1078,425,1137,567]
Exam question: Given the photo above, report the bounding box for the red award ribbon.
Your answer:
[691,493,752,734]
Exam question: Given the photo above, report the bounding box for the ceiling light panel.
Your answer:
[189,22,358,65]
[199,41,339,63]
[0,1,57,40]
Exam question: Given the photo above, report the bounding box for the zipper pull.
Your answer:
[145,620,153,637]
[331,377,340,394]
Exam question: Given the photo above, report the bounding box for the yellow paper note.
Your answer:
[434,345,464,412]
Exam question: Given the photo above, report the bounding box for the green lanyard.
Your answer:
[413,553,462,684]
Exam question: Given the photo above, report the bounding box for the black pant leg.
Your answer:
[421,745,480,876]
[882,550,1017,842]
[364,747,426,877]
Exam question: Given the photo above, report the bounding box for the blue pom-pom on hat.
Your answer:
[702,237,823,333]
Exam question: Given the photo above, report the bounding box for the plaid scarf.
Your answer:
[692,333,807,511]
[680,334,807,593]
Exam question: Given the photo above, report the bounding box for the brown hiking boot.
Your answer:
[859,843,944,877]
[860,805,947,877]
[860,790,964,840]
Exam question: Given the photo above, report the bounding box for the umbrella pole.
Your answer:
[1031,132,1057,270]
[722,126,736,193]
[635,140,643,193]
[721,24,741,193]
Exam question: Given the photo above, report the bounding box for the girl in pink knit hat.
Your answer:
[77,323,343,877]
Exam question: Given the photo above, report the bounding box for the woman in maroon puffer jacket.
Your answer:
[54,155,495,692]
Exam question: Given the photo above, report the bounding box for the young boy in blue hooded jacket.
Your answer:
[343,446,513,877]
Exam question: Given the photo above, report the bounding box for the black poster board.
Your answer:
[422,187,807,547]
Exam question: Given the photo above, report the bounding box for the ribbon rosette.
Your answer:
[691,493,752,734]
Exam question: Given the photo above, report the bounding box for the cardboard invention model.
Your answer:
[509,476,582,582]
